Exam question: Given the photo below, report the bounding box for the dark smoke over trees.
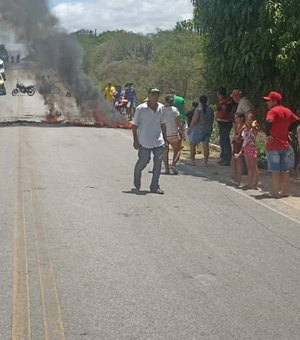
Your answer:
[0,0,114,123]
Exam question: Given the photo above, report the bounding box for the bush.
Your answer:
[256,139,268,169]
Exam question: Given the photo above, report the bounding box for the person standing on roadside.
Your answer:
[162,94,184,175]
[231,89,254,116]
[187,101,199,127]
[236,113,259,189]
[264,91,300,198]
[216,87,235,166]
[113,84,125,105]
[170,89,189,136]
[187,95,215,166]
[231,89,254,175]
[132,88,167,194]
[231,112,246,187]
[104,82,115,104]
[125,82,137,121]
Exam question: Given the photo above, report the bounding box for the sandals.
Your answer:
[150,187,164,195]
[170,165,178,175]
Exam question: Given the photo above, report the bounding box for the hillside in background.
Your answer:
[76,28,206,103]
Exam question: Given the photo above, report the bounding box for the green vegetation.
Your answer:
[76,1,300,114]
[76,29,205,103]
[191,0,300,116]
[190,0,300,167]
[76,1,300,167]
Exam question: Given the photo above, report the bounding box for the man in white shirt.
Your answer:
[231,89,254,115]
[132,88,167,194]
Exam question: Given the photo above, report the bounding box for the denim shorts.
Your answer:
[189,132,211,145]
[266,149,289,172]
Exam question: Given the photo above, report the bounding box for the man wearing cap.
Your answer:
[231,89,254,116]
[132,87,167,194]
[264,91,300,198]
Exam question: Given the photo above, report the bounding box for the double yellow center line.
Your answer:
[12,127,65,339]
[12,156,31,339]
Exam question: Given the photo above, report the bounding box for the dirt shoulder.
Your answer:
[177,143,300,222]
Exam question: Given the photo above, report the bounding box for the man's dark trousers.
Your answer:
[218,121,232,164]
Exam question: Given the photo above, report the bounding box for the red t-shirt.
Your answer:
[216,97,233,122]
[266,104,299,151]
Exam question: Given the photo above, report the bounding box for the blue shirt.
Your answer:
[125,86,136,102]
[113,89,125,103]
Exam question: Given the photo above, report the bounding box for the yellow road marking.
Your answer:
[12,128,65,339]
[31,192,66,340]
[12,130,31,340]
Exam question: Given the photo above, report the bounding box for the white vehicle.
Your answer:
[0,58,6,81]
[0,73,6,95]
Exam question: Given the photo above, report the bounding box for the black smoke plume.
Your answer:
[0,0,116,123]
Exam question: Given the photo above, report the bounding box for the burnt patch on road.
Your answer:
[0,119,132,129]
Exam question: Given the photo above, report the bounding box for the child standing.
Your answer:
[231,112,246,186]
[236,113,259,189]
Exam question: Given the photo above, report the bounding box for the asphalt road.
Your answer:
[1,65,300,340]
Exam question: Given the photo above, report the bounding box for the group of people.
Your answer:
[131,86,300,198]
[131,87,216,194]
[132,88,193,194]
[216,87,299,198]
[104,82,136,120]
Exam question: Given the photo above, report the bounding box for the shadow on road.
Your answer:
[122,189,150,196]
[177,158,300,199]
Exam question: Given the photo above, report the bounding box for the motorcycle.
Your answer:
[12,83,35,96]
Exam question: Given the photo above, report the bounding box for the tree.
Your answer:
[275,0,300,110]
[191,0,300,113]
[174,19,202,33]
[152,30,205,99]
[77,29,206,102]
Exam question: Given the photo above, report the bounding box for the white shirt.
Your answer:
[162,105,180,135]
[133,101,165,148]
[236,97,254,115]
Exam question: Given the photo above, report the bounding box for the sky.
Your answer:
[50,0,194,34]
